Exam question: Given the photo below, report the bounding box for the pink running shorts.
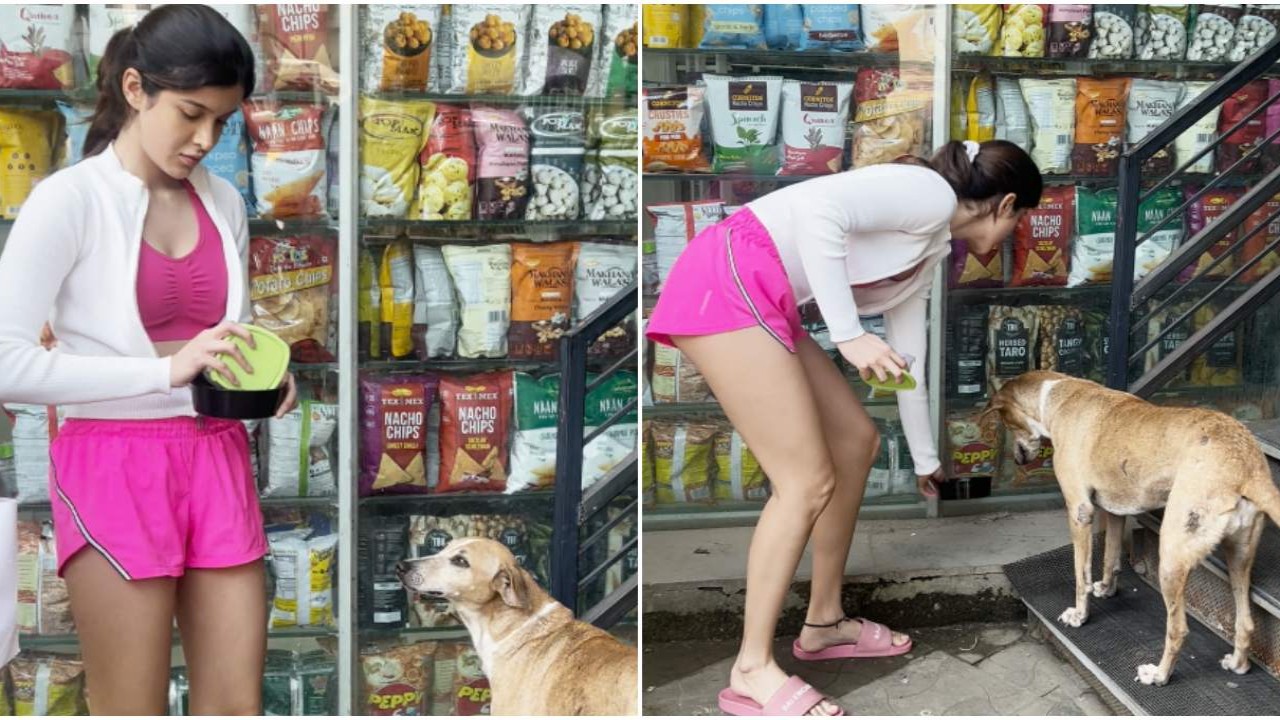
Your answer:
[48,416,267,580]
[646,207,804,353]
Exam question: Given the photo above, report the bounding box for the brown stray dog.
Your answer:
[397,538,637,716]
[984,371,1280,686]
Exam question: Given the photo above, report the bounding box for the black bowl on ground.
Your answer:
[191,373,285,420]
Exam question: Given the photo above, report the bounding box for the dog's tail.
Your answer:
[1245,466,1280,528]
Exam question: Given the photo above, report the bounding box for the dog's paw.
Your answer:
[1091,580,1117,598]
[1221,654,1250,675]
[1135,664,1168,686]
[1058,607,1088,627]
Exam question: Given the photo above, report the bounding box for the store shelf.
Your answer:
[952,54,1253,78]
[644,48,919,71]
[359,489,554,508]
[359,218,637,239]
[644,494,930,530]
[643,172,824,184]
[358,358,559,373]
[17,495,337,514]
[359,625,471,642]
[19,625,337,648]
[948,279,1252,305]
[249,217,338,235]
[362,91,635,109]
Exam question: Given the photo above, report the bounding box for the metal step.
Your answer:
[1004,545,1280,715]
[1131,523,1280,679]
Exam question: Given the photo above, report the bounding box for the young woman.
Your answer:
[647,140,1042,716]
[0,6,297,714]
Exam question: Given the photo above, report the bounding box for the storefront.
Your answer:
[641,4,1280,529]
[0,4,638,715]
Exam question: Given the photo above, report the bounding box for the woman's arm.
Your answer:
[789,167,954,344]
[0,181,173,405]
[882,283,941,476]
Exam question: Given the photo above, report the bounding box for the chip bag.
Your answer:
[443,5,530,95]
[360,98,434,219]
[0,5,76,89]
[0,108,58,219]
[249,235,336,362]
[1073,78,1129,177]
[642,4,686,48]
[779,79,853,175]
[953,5,1001,54]
[705,74,783,175]
[799,4,863,52]
[362,5,440,92]
[359,375,438,496]
[1020,78,1075,174]
[1068,186,1118,287]
[949,237,1003,289]
[694,4,767,49]
[1180,187,1242,282]
[999,4,1048,57]
[643,85,710,173]
[1240,194,1280,284]
[652,421,716,504]
[243,100,328,219]
[414,104,475,221]
[379,240,416,360]
[257,4,339,93]
[1012,185,1073,287]
[852,67,929,168]
[438,372,514,494]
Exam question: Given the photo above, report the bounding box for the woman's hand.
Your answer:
[917,467,944,498]
[169,321,256,388]
[274,372,298,419]
[838,333,907,384]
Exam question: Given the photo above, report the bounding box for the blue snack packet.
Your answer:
[204,109,254,214]
[56,101,92,166]
[800,4,864,52]
[697,5,767,50]
[764,5,805,50]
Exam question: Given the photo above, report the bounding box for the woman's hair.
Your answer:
[897,140,1043,212]
[84,4,256,158]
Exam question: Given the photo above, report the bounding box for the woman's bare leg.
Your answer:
[675,328,841,715]
[63,550,177,715]
[793,335,911,651]
[176,561,268,715]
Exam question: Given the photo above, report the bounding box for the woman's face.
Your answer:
[960,194,1025,255]
[123,70,244,181]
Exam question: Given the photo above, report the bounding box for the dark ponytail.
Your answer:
[84,4,255,158]
[898,139,1043,212]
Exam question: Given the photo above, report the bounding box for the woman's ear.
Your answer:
[121,67,148,113]
[998,193,1019,218]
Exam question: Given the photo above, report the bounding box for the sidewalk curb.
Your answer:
[643,568,1026,643]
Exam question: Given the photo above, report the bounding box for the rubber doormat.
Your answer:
[1004,544,1280,715]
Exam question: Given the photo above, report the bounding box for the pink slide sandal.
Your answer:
[792,618,913,661]
[718,675,845,716]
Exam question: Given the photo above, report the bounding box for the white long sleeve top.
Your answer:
[746,163,956,475]
[0,144,252,419]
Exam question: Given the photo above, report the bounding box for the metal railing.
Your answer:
[1109,38,1280,397]
[550,280,639,628]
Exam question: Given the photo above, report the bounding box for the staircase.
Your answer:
[549,281,639,629]
[1006,39,1280,714]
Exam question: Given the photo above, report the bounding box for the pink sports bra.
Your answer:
[136,182,228,343]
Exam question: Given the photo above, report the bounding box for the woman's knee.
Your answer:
[773,462,838,517]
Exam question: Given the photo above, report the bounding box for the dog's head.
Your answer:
[980,371,1065,465]
[397,537,532,612]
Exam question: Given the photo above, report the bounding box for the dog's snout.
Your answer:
[396,560,410,575]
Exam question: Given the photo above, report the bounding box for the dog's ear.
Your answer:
[978,397,1003,432]
[490,561,530,609]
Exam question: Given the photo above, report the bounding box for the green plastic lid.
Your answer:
[864,353,917,393]
[0,443,11,461]
[208,325,291,392]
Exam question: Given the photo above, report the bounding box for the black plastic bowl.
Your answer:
[191,373,285,420]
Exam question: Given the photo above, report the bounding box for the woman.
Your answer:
[647,140,1042,716]
[0,6,296,714]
